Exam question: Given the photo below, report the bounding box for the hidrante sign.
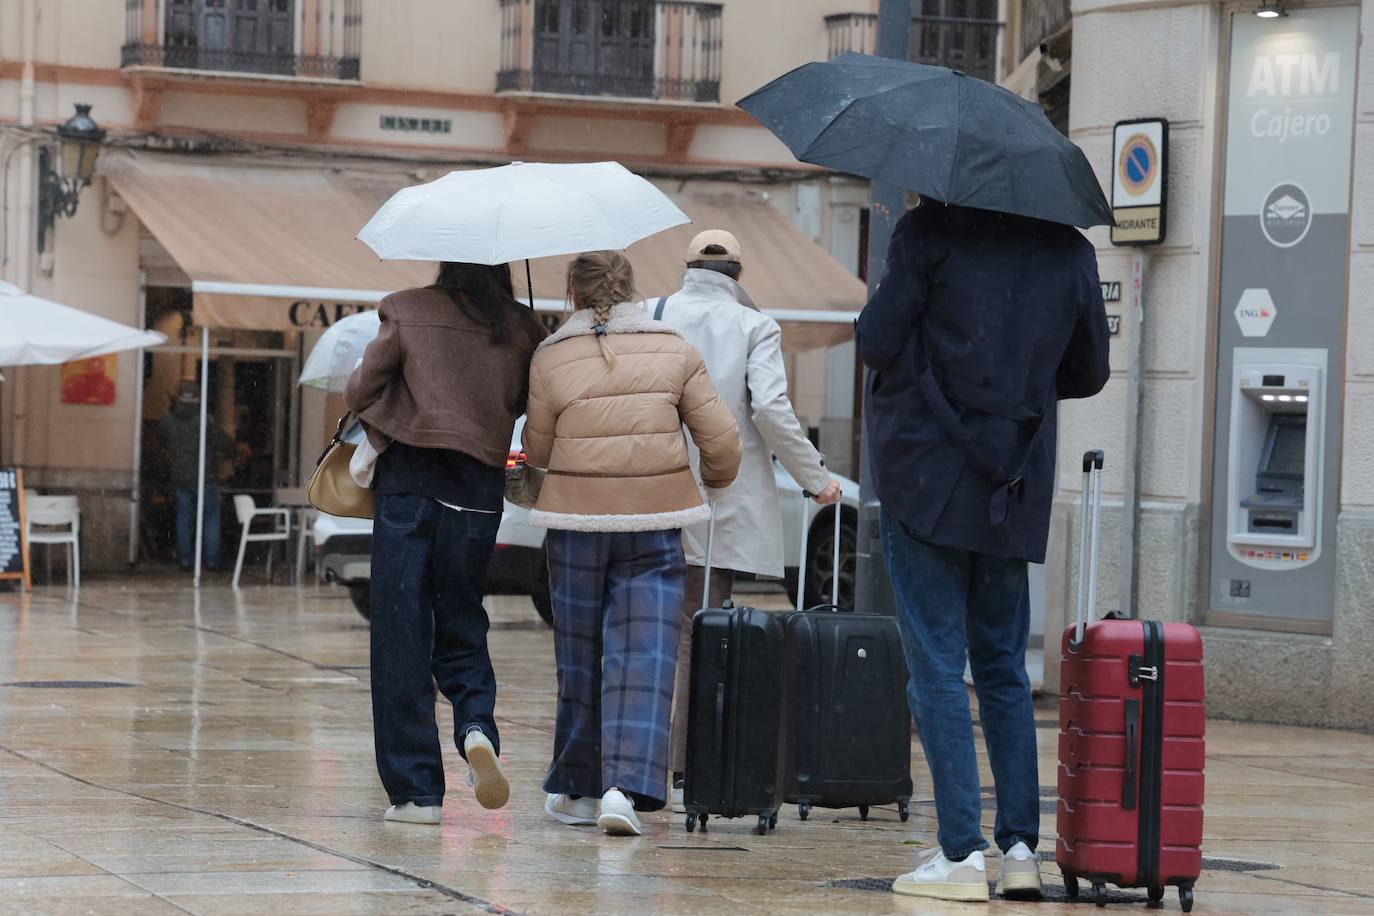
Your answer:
[1110,118,1168,246]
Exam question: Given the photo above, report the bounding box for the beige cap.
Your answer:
[686,229,742,263]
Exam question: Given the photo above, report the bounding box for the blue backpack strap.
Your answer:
[654,296,669,321]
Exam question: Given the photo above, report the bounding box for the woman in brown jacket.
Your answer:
[524,250,741,836]
[345,262,545,826]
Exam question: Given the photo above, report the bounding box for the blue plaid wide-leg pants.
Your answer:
[543,527,686,811]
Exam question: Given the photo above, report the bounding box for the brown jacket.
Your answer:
[345,287,544,467]
[523,302,741,532]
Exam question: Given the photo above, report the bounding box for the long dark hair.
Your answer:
[429,261,524,345]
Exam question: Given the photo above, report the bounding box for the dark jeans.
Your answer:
[882,509,1040,860]
[370,492,502,808]
[175,484,221,570]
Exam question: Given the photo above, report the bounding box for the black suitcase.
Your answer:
[782,497,913,822]
[682,510,785,836]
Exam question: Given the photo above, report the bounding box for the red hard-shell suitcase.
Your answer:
[1056,450,1205,912]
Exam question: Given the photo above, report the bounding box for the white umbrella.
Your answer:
[298,309,380,392]
[0,281,166,365]
[357,161,690,264]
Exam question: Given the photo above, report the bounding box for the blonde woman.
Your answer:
[523,251,741,836]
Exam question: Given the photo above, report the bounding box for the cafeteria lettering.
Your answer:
[289,301,375,328]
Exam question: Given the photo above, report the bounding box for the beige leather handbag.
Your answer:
[307,413,375,519]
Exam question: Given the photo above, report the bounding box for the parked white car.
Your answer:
[316,420,859,622]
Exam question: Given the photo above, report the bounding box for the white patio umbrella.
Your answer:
[297,309,380,392]
[0,281,166,365]
[0,280,168,587]
[357,161,691,304]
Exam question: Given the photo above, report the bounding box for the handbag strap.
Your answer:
[654,296,669,320]
[315,411,356,467]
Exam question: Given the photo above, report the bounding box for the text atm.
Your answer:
[1225,348,1326,570]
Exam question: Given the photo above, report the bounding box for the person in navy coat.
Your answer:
[858,201,1109,903]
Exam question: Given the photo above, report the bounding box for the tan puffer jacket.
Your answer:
[522,302,742,533]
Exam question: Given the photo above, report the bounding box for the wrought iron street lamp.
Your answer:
[36,103,106,253]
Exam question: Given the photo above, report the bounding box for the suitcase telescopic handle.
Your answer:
[1072,450,1106,649]
[797,490,846,612]
[702,503,717,610]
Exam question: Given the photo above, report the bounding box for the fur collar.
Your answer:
[537,301,682,351]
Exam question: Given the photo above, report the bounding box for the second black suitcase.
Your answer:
[782,499,913,822]
[682,511,785,835]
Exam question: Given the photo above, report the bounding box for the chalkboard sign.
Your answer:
[0,467,29,588]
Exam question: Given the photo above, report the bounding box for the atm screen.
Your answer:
[1263,418,1306,478]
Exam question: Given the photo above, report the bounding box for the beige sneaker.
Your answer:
[892,848,990,902]
[384,802,441,825]
[464,730,509,810]
[996,842,1044,899]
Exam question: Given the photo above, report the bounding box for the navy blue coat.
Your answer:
[857,203,1110,564]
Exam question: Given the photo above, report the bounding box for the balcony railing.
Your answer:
[825,4,1002,84]
[498,0,723,103]
[121,0,362,82]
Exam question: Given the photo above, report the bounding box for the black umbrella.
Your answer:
[738,52,1113,229]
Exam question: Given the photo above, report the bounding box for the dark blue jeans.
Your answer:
[176,484,221,570]
[370,493,502,808]
[882,510,1040,860]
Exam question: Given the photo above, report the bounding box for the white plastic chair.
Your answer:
[232,494,291,589]
[296,507,318,583]
[24,492,81,589]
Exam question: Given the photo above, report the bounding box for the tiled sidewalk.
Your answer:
[1,578,1371,915]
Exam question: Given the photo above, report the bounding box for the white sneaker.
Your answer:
[892,848,990,902]
[464,730,509,810]
[671,781,685,814]
[384,802,441,825]
[597,788,643,837]
[996,842,1043,899]
[545,793,598,826]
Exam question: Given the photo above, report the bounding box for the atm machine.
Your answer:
[1213,348,1332,617]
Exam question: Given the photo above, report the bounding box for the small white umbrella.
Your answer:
[298,309,381,392]
[0,281,166,365]
[357,161,690,264]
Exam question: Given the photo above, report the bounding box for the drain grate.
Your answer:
[823,877,1139,903]
[2,680,138,689]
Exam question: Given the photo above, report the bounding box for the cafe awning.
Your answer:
[100,151,432,331]
[102,152,864,350]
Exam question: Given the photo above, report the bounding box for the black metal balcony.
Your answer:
[498,0,723,103]
[825,1,1002,84]
[121,0,362,81]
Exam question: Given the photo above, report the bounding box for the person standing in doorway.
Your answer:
[651,230,841,811]
[346,262,545,826]
[526,251,740,837]
[858,202,1109,903]
[159,380,237,571]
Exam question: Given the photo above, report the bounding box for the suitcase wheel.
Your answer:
[898,800,910,822]
[755,816,769,836]
[1179,886,1195,913]
[1064,875,1079,900]
[798,801,811,821]
[858,804,870,821]
[1092,883,1108,908]
[685,813,697,833]
[768,813,778,830]
[1148,885,1165,903]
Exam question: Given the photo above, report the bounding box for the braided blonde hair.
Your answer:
[567,250,636,369]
